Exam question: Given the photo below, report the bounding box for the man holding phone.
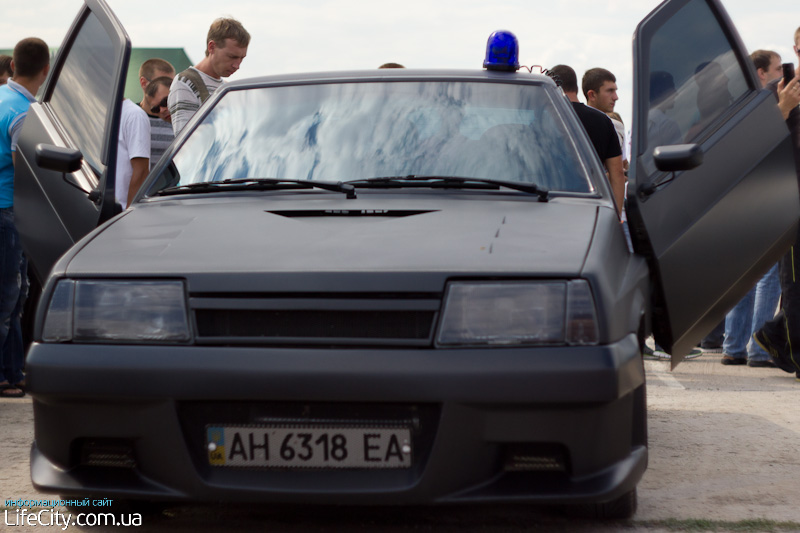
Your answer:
[722,50,785,366]
[752,39,800,377]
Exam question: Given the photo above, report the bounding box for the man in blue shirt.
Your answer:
[0,38,49,398]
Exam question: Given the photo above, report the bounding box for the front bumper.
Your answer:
[28,334,647,505]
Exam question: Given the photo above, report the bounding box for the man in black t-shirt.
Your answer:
[550,65,625,213]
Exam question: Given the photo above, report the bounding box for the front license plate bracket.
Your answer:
[206,424,413,469]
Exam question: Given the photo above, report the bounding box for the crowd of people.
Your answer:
[2,17,800,397]
[0,17,251,398]
[115,18,251,209]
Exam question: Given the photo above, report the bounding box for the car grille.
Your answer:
[190,294,441,347]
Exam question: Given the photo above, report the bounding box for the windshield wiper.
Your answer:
[347,175,548,202]
[154,178,357,199]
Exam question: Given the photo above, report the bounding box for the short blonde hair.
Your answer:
[206,18,250,56]
[139,58,175,81]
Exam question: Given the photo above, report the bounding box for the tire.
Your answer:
[564,488,637,520]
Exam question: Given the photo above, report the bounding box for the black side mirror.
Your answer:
[653,144,703,172]
[34,143,97,202]
[35,143,83,173]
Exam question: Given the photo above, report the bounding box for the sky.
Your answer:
[1,0,799,128]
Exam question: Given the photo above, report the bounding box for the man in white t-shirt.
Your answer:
[168,17,250,135]
[115,99,150,207]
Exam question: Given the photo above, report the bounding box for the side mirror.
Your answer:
[653,144,703,172]
[34,143,96,201]
[35,144,83,173]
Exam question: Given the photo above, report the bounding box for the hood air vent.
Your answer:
[267,210,437,218]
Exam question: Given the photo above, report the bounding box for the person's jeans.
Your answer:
[723,287,755,358]
[724,264,781,360]
[0,208,27,386]
[701,320,725,348]
[747,264,780,360]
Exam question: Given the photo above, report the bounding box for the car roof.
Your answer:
[221,69,558,91]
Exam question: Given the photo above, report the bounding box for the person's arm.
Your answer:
[126,157,149,207]
[122,104,151,207]
[778,77,800,120]
[9,113,26,167]
[604,155,626,215]
[168,77,200,135]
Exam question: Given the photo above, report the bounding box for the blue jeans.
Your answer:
[748,264,780,360]
[0,208,27,385]
[723,264,780,361]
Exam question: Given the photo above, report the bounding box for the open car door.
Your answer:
[627,0,800,367]
[14,0,129,284]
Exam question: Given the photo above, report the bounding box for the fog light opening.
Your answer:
[503,443,569,473]
[79,439,137,469]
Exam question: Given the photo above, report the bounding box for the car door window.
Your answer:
[640,0,750,176]
[629,0,797,361]
[47,11,116,177]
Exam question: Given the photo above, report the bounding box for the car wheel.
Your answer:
[564,488,637,520]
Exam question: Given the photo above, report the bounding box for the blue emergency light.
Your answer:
[483,30,520,72]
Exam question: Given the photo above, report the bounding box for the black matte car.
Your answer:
[16,0,799,519]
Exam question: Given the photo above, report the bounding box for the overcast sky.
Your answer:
[1,0,798,127]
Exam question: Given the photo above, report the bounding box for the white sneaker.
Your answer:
[651,346,702,360]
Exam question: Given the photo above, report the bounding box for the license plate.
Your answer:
[206,425,413,469]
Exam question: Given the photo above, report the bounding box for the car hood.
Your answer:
[66,194,599,277]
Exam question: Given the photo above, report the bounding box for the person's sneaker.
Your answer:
[684,347,703,360]
[747,359,777,368]
[642,344,658,360]
[752,329,797,373]
[650,343,674,360]
[699,343,723,354]
[650,346,671,360]
[651,345,702,360]
[721,354,747,365]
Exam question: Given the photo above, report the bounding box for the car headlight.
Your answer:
[42,280,191,343]
[436,280,599,346]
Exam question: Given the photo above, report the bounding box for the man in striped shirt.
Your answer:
[138,59,175,170]
[168,18,250,135]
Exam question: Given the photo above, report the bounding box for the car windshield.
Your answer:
[148,80,595,195]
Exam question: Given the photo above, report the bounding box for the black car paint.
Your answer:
[15,0,800,518]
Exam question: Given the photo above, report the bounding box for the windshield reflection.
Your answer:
[153,81,594,195]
